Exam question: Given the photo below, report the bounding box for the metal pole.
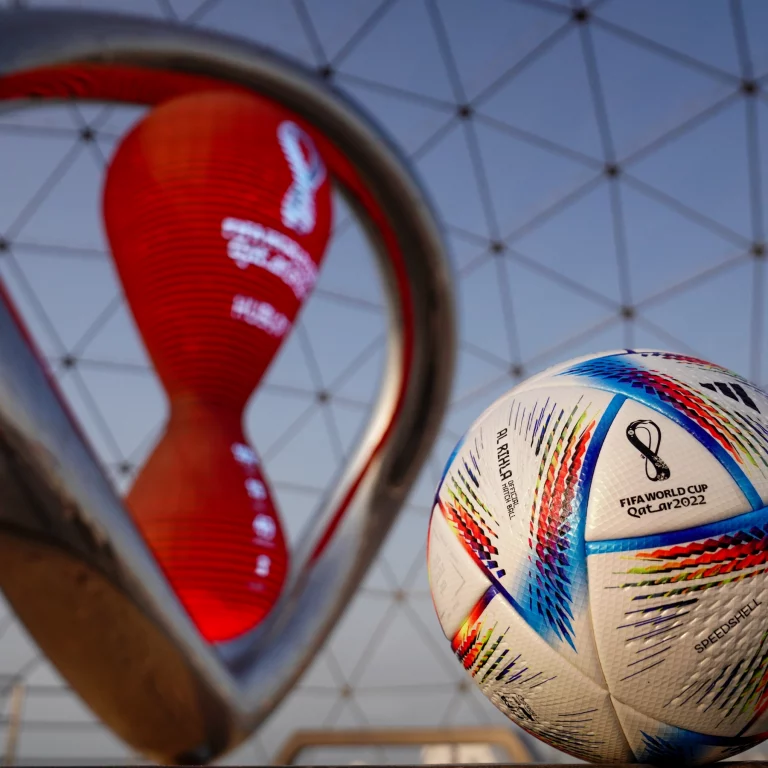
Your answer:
[3,681,24,767]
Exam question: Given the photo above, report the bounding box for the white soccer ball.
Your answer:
[428,350,768,765]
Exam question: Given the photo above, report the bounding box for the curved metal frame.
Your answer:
[0,8,455,763]
[272,726,534,765]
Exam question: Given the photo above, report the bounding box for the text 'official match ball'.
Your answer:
[428,350,768,765]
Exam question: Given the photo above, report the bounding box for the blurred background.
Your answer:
[1,0,768,764]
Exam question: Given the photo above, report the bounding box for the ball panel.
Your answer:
[513,349,633,392]
[428,502,492,639]
[454,587,633,763]
[586,398,748,542]
[587,504,768,736]
[432,385,623,686]
[611,695,766,765]
[557,350,768,512]
[451,348,632,447]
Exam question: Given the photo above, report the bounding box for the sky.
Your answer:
[1,0,768,764]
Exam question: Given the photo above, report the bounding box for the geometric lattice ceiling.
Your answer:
[2,0,768,764]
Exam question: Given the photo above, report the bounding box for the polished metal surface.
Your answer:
[0,8,455,764]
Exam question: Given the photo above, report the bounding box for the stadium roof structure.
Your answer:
[1,0,768,764]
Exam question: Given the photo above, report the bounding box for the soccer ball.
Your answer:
[428,350,768,764]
